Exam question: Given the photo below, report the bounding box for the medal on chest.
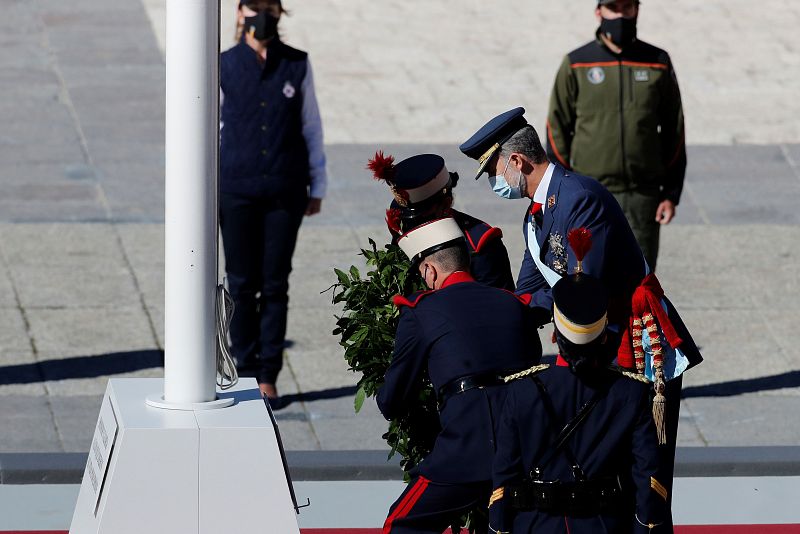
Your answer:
[548,233,568,274]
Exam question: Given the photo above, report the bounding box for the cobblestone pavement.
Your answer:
[0,0,799,453]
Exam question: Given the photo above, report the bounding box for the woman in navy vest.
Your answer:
[220,0,327,404]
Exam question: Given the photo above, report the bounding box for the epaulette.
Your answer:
[503,364,550,383]
[500,289,532,307]
[510,288,533,306]
[392,290,434,309]
[462,222,503,254]
[474,226,503,253]
[607,365,651,384]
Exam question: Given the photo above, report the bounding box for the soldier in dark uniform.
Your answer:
[489,268,667,533]
[368,151,516,290]
[376,217,542,533]
[461,108,700,532]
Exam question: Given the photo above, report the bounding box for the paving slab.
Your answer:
[678,309,792,388]
[675,405,707,447]
[27,307,155,359]
[0,201,107,224]
[657,226,767,310]
[11,265,139,309]
[0,162,95,185]
[0,142,86,167]
[282,347,355,399]
[0,308,34,361]
[48,395,103,453]
[0,224,124,266]
[0,396,60,453]
[0,272,18,310]
[684,395,800,446]
[310,407,390,451]
[101,180,165,222]
[782,144,800,172]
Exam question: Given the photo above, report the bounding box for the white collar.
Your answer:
[532,162,555,206]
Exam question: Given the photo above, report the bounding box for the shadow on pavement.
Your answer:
[0,350,164,385]
[10,352,795,401]
[279,385,359,409]
[681,370,800,398]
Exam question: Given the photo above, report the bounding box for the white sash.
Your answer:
[526,218,562,287]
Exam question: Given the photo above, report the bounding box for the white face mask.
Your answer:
[488,155,523,199]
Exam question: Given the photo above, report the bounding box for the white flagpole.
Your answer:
[163,0,220,404]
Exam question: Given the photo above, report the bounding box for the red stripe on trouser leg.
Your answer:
[382,476,430,534]
[383,477,429,534]
[382,479,426,534]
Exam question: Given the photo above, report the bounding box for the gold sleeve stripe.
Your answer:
[651,477,668,501]
[488,487,505,507]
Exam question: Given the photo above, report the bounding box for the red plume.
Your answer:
[567,227,593,263]
[367,150,395,182]
[385,208,402,236]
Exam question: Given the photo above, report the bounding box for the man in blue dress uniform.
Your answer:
[489,269,667,533]
[368,151,516,290]
[376,217,542,533]
[460,108,701,532]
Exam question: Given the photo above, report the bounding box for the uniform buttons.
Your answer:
[261,149,267,155]
[260,101,266,107]
[261,125,267,131]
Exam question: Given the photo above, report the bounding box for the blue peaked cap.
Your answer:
[459,107,528,179]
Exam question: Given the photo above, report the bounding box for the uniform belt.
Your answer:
[508,476,622,516]
[437,372,505,408]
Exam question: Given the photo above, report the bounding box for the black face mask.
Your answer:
[599,16,637,49]
[244,11,279,41]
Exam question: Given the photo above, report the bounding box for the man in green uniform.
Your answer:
[546,0,686,270]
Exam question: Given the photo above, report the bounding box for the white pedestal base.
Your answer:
[69,377,301,534]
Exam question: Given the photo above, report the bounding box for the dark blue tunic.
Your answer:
[377,272,542,484]
[490,366,667,533]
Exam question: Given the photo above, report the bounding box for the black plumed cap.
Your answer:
[552,274,608,345]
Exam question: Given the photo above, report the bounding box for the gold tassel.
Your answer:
[652,367,667,445]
